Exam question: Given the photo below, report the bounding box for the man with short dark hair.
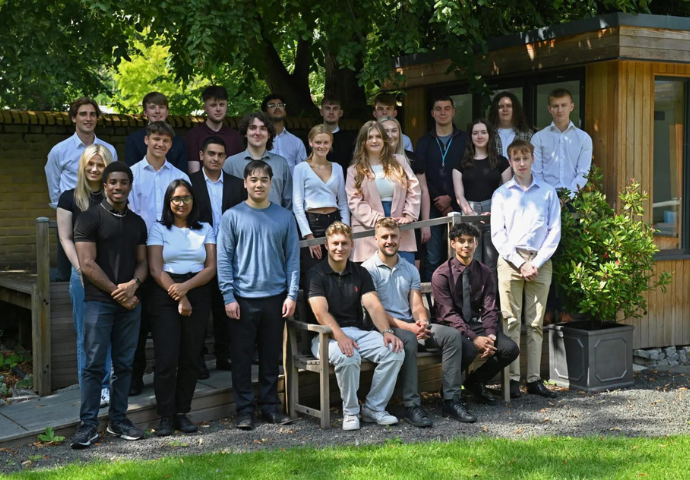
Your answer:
[70,162,148,449]
[433,222,520,405]
[223,112,292,209]
[186,86,243,174]
[373,93,413,151]
[320,96,356,172]
[415,95,468,281]
[190,136,246,373]
[217,160,299,430]
[261,94,307,175]
[125,92,188,172]
[362,218,474,427]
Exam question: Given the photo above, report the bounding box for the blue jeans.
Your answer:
[70,267,111,389]
[80,301,141,427]
[381,201,415,265]
[423,205,448,282]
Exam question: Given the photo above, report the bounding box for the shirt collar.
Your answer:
[100,198,128,214]
[71,132,99,149]
[506,175,541,191]
[275,127,289,138]
[324,259,353,276]
[203,168,223,184]
[372,252,400,271]
[450,257,472,274]
[548,120,576,132]
[331,126,340,134]
[242,149,270,161]
[142,156,171,171]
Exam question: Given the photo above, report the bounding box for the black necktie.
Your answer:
[462,266,472,323]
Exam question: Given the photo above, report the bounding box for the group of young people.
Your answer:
[44,84,591,448]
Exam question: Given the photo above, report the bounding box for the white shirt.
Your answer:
[147,222,215,274]
[269,127,307,175]
[203,169,224,237]
[292,161,350,237]
[129,157,190,232]
[372,165,395,202]
[497,128,516,158]
[44,132,118,208]
[490,175,561,269]
[531,121,593,197]
[402,133,413,152]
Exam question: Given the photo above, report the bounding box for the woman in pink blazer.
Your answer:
[346,121,421,263]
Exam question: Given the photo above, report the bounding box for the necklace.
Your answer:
[100,202,127,218]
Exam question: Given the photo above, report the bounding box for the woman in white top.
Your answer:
[147,179,216,437]
[487,91,534,158]
[293,125,350,279]
[346,120,420,263]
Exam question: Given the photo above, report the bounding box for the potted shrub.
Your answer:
[548,169,672,392]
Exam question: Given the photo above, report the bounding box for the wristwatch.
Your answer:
[134,277,142,287]
[381,328,395,335]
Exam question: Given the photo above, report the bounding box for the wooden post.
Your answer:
[446,212,463,260]
[33,217,52,396]
[318,332,331,429]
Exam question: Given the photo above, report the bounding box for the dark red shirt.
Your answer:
[431,257,499,339]
[186,122,243,164]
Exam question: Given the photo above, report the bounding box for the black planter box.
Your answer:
[547,321,635,392]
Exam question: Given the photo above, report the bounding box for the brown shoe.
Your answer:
[559,312,574,323]
[543,310,555,326]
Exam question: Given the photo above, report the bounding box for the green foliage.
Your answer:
[0,352,25,372]
[554,168,672,322]
[16,373,34,389]
[37,427,65,445]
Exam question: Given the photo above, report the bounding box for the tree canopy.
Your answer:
[1,0,671,114]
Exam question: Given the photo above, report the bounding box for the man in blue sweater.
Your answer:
[217,160,300,430]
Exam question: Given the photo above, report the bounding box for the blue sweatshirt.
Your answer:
[217,201,300,304]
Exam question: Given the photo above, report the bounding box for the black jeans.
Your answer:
[461,321,520,386]
[231,293,286,415]
[131,278,154,381]
[149,273,212,418]
[300,211,341,288]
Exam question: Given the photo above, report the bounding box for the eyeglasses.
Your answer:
[267,103,286,109]
[171,196,193,206]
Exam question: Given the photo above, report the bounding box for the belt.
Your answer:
[516,248,538,261]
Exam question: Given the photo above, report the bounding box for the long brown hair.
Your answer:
[352,121,407,193]
[487,91,531,134]
[461,119,501,170]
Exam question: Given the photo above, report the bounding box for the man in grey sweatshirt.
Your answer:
[217,159,300,430]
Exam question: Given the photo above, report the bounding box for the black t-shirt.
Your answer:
[307,260,376,330]
[327,130,357,173]
[454,156,510,202]
[57,189,104,228]
[405,150,427,176]
[74,199,148,304]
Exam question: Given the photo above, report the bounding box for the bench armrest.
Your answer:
[287,318,333,334]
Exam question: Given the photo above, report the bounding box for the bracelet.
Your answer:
[76,267,81,274]
[134,277,142,287]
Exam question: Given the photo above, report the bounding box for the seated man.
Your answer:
[432,222,520,404]
[308,221,404,431]
[362,218,476,427]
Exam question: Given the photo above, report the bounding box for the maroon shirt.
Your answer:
[431,257,499,339]
[186,121,243,164]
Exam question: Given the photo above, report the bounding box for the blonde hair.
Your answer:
[74,144,114,212]
[375,217,400,233]
[325,221,353,241]
[352,121,407,194]
[306,124,334,162]
[377,115,414,167]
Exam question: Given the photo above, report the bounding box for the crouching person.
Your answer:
[308,222,404,431]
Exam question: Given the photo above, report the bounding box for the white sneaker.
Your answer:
[342,414,360,431]
[361,406,398,425]
[100,388,110,408]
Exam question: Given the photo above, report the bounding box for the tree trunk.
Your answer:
[324,51,368,119]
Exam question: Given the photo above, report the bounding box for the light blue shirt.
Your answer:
[223,149,293,210]
[203,169,224,237]
[217,202,300,304]
[490,175,561,269]
[45,132,118,208]
[362,252,420,323]
[128,157,190,232]
[402,133,413,152]
[531,121,593,197]
[269,127,307,175]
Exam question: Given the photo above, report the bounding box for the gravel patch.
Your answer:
[1,367,688,474]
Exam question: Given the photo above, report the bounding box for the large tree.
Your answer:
[1,0,659,114]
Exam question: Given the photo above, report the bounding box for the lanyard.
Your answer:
[435,136,454,167]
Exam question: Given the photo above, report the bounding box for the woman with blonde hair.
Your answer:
[346,121,420,264]
[56,144,114,406]
[293,124,350,279]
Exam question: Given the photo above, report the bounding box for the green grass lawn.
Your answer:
[5,435,689,479]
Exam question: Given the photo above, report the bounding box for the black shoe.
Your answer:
[236,412,255,430]
[70,423,99,449]
[175,414,198,433]
[509,380,522,399]
[263,411,294,425]
[403,405,433,428]
[107,418,145,441]
[155,417,174,437]
[216,357,232,371]
[526,379,558,398]
[128,377,143,397]
[442,400,477,423]
[465,383,498,405]
[198,357,210,380]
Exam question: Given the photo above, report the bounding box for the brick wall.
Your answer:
[0,111,361,270]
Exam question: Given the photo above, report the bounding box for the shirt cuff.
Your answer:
[485,327,497,337]
[465,328,478,340]
[223,292,236,305]
[509,253,525,269]
[532,256,546,269]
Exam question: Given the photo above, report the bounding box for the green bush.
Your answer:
[554,169,672,322]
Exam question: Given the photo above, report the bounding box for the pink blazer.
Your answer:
[346,155,421,262]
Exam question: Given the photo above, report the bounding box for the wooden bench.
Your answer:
[284,282,510,429]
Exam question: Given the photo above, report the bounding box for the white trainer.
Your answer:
[100,387,110,408]
[361,406,398,425]
[342,414,360,431]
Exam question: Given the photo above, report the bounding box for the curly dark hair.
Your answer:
[460,119,501,171]
[239,112,276,151]
[159,179,202,230]
[449,222,481,241]
[487,91,531,134]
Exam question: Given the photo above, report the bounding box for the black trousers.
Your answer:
[131,278,154,381]
[461,321,520,386]
[149,273,211,418]
[231,293,286,415]
[202,277,231,360]
[299,211,341,288]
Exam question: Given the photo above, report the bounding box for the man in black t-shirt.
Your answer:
[70,162,149,450]
[307,222,404,431]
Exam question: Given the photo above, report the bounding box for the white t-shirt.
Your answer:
[372,164,395,202]
[498,128,516,158]
[147,222,216,274]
